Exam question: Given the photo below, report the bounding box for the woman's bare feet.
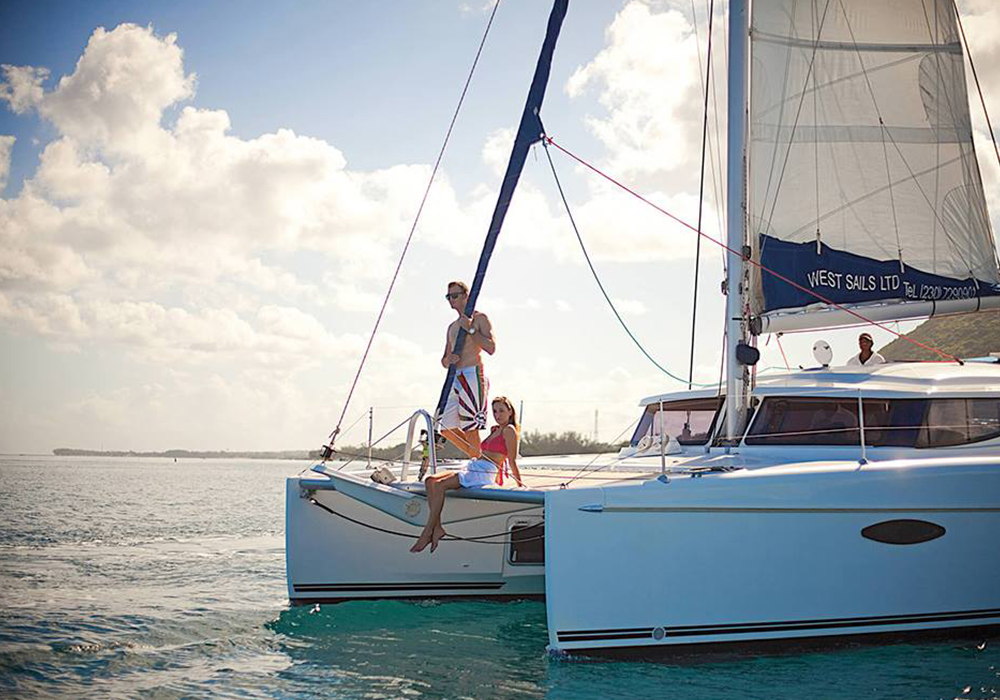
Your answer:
[430,525,448,552]
[410,530,433,553]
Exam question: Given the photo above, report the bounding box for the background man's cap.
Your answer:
[859,332,873,342]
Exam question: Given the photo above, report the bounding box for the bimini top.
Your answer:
[639,361,1000,406]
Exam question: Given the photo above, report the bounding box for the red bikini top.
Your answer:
[481,429,508,456]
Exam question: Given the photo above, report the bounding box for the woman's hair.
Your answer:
[492,396,518,431]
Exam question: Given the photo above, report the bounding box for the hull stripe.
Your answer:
[294,582,505,593]
[557,607,1000,642]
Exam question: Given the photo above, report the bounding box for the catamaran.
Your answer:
[286,0,1000,655]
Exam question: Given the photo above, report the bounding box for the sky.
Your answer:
[1,0,999,454]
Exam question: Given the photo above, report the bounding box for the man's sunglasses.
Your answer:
[445,292,465,300]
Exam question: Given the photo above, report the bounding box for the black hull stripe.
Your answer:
[557,607,1000,642]
[294,582,505,593]
[564,624,1000,659]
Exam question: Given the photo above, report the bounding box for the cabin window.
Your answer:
[745,397,1000,448]
[631,397,723,447]
[917,399,1000,448]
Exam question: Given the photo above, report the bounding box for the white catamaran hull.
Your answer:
[286,473,544,602]
[545,456,1000,654]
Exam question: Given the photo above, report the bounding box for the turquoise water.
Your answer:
[1,456,998,699]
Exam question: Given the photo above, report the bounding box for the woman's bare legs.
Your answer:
[410,472,461,553]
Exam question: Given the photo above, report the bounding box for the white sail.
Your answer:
[747,0,1000,331]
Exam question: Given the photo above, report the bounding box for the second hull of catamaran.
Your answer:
[544,454,1000,654]
[287,469,546,602]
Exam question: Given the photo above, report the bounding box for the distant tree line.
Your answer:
[519,430,620,456]
[333,429,621,463]
[53,431,625,462]
[53,448,319,460]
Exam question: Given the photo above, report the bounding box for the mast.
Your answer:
[724,0,750,441]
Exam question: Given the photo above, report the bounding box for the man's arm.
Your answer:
[471,313,496,355]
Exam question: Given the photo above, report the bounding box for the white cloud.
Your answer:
[0,24,475,328]
[959,1,1000,109]
[0,135,13,191]
[482,127,514,177]
[566,1,704,183]
[38,25,195,149]
[611,297,647,316]
[0,65,49,113]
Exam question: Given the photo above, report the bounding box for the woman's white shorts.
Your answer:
[457,458,497,488]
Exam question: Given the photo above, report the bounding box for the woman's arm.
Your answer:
[503,425,522,487]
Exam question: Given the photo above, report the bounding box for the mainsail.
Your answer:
[747,0,1000,333]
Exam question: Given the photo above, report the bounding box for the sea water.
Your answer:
[1,456,997,699]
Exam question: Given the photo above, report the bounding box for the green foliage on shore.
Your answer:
[333,429,620,463]
[53,430,625,461]
[519,430,618,456]
[52,448,322,460]
[880,312,1000,361]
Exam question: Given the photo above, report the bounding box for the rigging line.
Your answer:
[562,416,642,487]
[691,0,728,273]
[776,332,790,370]
[813,0,821,250]
[757,0,823,236]
[540,138,717,387]
[954,0,1000,175]
[954,1,1000,272]
[335,409,374,443]
[688,0,716,391]
[717,324,727,397]
[326,0,502,449]
[336,413,424,471]
[543,135,961,363]
[835,0,904,270]
[308,498,543,545]
[837,0,980,278]
[708,0,728,255]
[759,0,834,248]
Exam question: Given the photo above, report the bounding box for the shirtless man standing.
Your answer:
[439,281,495,458]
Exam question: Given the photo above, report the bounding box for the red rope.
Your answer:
[776,334,790,370]
[543,135,960,363]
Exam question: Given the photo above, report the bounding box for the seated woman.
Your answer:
[410,396,522,553]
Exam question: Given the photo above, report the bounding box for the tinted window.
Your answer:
[631,397,722,446]
[745,397,1000,448]
[746,397,865,446]
[917,399,1000,447]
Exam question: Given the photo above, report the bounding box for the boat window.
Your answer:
[508,522,544,565]
[917,399,1000,448]
[745,397,1000,448]
[631,397,722,447]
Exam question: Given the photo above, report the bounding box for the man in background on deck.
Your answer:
[439,281,495,458]
[847,332,886,367]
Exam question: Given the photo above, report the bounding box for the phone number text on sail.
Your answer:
[805,270,978,300]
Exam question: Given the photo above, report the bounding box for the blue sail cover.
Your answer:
[749,0,1000,318]
[760,236,1000,312]
[435,0,568,419]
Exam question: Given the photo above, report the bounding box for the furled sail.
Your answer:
[748,0,1000,333]
[434,0,568,418]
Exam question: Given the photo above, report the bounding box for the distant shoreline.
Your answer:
[51,448,323,460]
